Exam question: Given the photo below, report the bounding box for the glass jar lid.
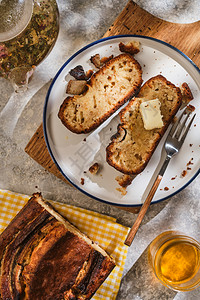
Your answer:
[0,0,33,42]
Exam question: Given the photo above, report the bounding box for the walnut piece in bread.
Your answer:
[66,79,87,95]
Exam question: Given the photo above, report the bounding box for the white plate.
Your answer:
[43,35,200,207]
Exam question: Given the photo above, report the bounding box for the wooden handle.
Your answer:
[124,174,163,246]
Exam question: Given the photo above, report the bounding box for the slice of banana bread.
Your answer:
[58,53,142,133]
[106,75,182,175]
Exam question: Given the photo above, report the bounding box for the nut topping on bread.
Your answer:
[106,75,182,175]
[58,53,142,134]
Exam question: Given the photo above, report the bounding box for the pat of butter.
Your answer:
[140,99,163,130]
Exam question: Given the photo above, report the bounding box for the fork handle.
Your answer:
[124,175,162,246]
[124,155,171,247]
[124,154,172,246]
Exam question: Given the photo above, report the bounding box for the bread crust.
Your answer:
[0,193,46,261]
[180,82,193,104]
[0,194,53,299]
[58,53,142,133]
[106,75,182,175]
[0,193,115,300]
[119,41,140,55]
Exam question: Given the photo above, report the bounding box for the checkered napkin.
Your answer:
[0,189,129,300]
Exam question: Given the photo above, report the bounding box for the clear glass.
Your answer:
[148,231,200,292]
[0,0,33,42]
[0,0,59,91]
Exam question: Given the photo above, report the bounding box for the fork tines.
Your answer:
[180,113,196,142]
[169,106,196,141]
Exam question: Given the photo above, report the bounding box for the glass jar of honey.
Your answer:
[148,231,200,291]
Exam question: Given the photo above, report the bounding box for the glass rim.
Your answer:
[0,0,33,42]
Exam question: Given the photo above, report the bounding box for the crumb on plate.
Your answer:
[89,162,100,175]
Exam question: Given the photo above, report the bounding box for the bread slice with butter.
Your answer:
[58,53,142,134]
[106,75,182,175]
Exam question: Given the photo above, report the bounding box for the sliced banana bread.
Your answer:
[58,53,142,133]
[106,75,182,175]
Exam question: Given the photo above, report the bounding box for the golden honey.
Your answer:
[149,232,200,291]
[155,240,200,283]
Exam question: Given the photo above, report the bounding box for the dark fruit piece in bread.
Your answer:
[106,75,182,175]
[58,53,142,134]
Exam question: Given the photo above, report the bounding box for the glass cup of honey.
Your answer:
[148,231,200,291]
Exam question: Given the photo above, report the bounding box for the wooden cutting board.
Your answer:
[25,1,200,213]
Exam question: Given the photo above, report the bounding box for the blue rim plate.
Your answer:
[43,35,200,207]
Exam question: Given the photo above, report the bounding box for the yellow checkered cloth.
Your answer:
[0,189,129,300]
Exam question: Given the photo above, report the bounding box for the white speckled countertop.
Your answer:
[0,1,200,299]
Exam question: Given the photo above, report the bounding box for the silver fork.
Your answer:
[125,106,196,246]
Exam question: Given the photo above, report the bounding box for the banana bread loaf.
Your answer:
[0,193,115,300]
